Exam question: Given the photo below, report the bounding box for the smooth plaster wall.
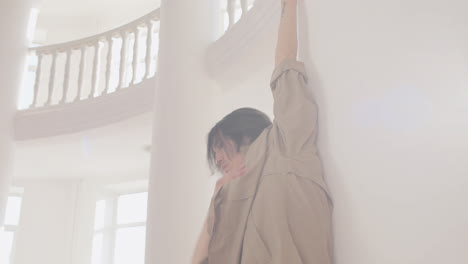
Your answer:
[218,0,468,263]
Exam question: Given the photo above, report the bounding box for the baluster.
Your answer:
[31,52,43,108]
[241,0,248,15]
[76,46,87,102]
[105,36,113,94]
[145,21,153,79]
[227,0,236,28]
[90,41,101,98]
[117,30,127,90]
[130,28,140,85]
[60,49,72,104]
[45,51,57,106]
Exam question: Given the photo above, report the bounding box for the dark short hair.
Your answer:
[206,107,272,175]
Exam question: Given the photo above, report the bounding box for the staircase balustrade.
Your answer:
[24,9,161,110]
[20,0,257,110]
[225,0,256,30]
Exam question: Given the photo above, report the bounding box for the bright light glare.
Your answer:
[91,233,103,264]
[116,192,147,225]
[0,229,14,264]
[27,8,40,44]
[4,197,22,226]
[114,226,146,264]
[94,200,106,230]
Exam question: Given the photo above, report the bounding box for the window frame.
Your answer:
[92,188,148,264]
[1,189,24,264]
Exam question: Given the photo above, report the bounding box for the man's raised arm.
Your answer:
[275,0,298,66]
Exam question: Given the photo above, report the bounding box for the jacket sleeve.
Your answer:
[252,174,334,264]
[270,59,319,157]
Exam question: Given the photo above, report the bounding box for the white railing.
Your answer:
[20,0,257,110]
[224,0,256,30]
[21,9,161,110]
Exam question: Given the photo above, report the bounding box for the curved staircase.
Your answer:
[15,0,275,140]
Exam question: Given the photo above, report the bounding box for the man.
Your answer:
[192,0,334,263]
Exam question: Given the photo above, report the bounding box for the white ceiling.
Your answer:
[35,0,161,44]
[37,0,160,17]
[14,112,153,180]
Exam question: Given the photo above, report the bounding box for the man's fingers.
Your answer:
[236,166,248,178]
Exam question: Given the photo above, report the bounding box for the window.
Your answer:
[18,8,40,110]
[91,190,148,264]
[0,190,24,264]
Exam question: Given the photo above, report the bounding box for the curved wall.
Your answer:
[15,78,156,140]
[207,0,468,263]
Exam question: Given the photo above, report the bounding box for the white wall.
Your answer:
[209,0,468,263]
[0,0,37,227]
[70,180,97,264]
[301,1,468,263]
[13,180,77,264]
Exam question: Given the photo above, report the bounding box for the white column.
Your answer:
[0,0,36,226]
[145,0,220,263]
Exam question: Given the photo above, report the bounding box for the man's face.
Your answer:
[213,139,245,175]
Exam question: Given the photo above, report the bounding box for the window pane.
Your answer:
[5,196,22,226]
[116,192,147,225]
[0,229,14,264]
[91,233,103,264]
[94,200,106,230]
[114,226,146,264]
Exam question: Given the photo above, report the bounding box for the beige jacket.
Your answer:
[204,59,334,264]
